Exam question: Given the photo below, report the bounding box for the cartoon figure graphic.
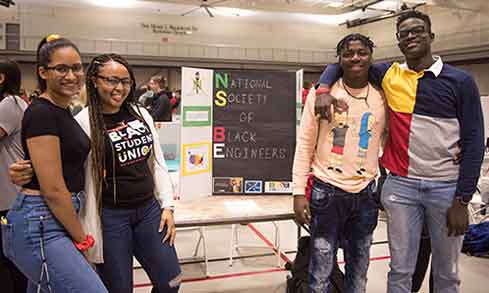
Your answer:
[356,112,375,175]
[328,100,349,173]
[192,71,203,94]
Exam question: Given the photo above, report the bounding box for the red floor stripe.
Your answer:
[133,255,391,288]
[246,223,291,263]
[133,224,391,288]
[367,255,391,262]
[182,267,285,283]
[133,268,286,288]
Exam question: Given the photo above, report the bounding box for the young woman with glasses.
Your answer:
[79,53,181,292]
[1,36,107,292]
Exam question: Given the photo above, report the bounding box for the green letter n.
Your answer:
[215,73,229,89]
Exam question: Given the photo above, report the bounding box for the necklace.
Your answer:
[341,79,369,101]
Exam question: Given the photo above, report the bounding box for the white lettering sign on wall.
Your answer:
[141,23,198,35]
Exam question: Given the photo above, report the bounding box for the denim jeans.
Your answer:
[308,177,379,293]
[1,192,107,293]
[411,222,432,293]
[0,209,27,293]
[381,174,463,293]
[98,197,181,293]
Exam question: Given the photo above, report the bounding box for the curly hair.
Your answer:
[336,33,375,57]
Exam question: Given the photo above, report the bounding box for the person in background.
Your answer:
[479,167,489,216]
[169,89,181,116]
[293,33,386,293]
[69,85,86,116]
[0,58,28,293]
[136,83,153,107]
[173,89,182,117]
[1,35,107,292]
[301,80,313,108]
[28,89,42,104]
[148,75,172,121]
[18,88,30,104]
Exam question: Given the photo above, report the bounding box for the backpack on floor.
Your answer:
[462,221,489,256]
[285,228,344,293]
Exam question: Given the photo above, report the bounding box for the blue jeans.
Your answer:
[1,192,107,293]
[98,197,181,293]
[0,209,27,293]
[381,174,463,293]
[308,177,379,293]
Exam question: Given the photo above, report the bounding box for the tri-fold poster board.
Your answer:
[178,67,302,200]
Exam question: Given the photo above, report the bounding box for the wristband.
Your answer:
[163,206,175,213]
[315,87,330,96]
[73,234,95,252]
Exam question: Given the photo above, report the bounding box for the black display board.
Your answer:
[212,70,296,195]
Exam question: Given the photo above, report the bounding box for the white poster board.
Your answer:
[296,69,304,128]
[179,67,213,200]
[482,96,489,144]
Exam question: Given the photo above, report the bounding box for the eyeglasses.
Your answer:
[396,25,427,40]
[97,75,133,88]
[45,63,84,76]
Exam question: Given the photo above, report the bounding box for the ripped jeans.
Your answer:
[97,197,181,293]
[1,192,107,293]
[309,177,378,293]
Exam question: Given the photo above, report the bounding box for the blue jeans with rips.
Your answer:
[98,197,182,293]
[308,177,379,293]
[1,192,107,293]
[381,174,463,293]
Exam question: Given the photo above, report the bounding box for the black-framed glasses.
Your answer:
[97,75,133,88]
[45,63,84,76]
[396,25,427,40]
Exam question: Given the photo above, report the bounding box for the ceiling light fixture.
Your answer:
[213,7,254,17]
[326,1,344,8]
[0,0,15,8]
[89,0,137,8]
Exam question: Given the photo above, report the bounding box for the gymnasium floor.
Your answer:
[133,219,489,293]
[132,157,489,292]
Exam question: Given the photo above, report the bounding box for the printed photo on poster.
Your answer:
[182,142,211,176]
[264,181,292,193]
[213,177,243,194]
[245,180,263,194]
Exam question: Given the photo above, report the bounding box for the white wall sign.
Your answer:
[141,23,198,35]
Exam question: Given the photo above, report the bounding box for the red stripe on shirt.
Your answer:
[380,109,412,176]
